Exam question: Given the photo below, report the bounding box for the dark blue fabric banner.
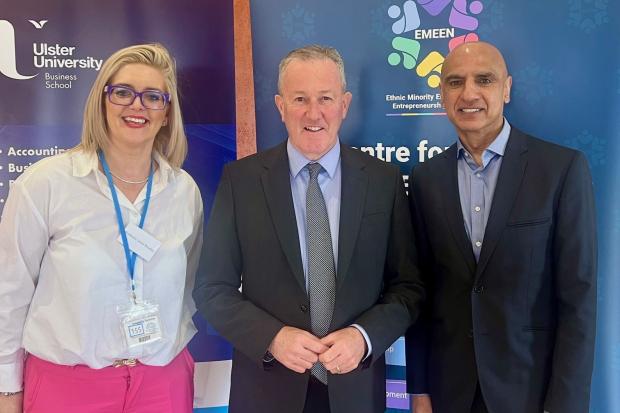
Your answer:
[2,1,618,411]
[250,1,619,411]
[0,1,235,411]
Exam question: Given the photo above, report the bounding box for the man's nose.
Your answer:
[461,80,480,101]
[306,100,321,120]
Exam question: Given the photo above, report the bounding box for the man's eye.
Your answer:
[448,80,462,87]
[321,96,333,101]
[294,97,305,102]
[477,78,492,85]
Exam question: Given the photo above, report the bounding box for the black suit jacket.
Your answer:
[194,142,424,413]
[405,128,597,413]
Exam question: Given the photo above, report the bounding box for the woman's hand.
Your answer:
[0,393,23,413]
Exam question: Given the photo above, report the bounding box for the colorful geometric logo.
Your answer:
[387,0,484,88]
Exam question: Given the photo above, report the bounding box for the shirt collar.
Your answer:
[152,150,174,183]
[287,139,341,179]
[72,149,99,177]
[71,148,174,183]
[456,118,511,165]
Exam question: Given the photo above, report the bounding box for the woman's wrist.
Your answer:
[0,391,22,396]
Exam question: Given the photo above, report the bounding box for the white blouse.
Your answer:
[0,149,203,392]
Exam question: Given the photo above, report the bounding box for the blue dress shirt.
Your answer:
[287,140,372,357]
[456,119,511,261]
[288,140,341,278]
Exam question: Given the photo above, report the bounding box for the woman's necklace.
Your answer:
[110,171,149,185]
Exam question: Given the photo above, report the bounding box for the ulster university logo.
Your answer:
[0,20,38,79]
[0,19,102,88]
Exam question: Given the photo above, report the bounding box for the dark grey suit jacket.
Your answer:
[405,128,597,413]
[194,142,424,413]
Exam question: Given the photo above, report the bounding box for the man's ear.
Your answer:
[341,91,352,119]
[274,94,285,121]
[504,75,512,104]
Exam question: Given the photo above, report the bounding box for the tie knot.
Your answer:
[306,162,322,180]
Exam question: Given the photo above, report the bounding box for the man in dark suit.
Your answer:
[194,45,424,413]
[406,41,597,413]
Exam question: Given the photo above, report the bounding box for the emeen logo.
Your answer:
[0,20,38,80]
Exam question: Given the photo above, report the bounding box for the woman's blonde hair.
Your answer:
[77,43,187,168]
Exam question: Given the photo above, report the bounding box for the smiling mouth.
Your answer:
[459,108,483,113]
[123,116,148,125]
[304,126,324,132]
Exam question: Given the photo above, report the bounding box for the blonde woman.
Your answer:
[0,43,202,413]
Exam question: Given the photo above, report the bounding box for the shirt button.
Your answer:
[476,173,482,178]
[475,241,482,247]
[465,152,470,157]
[474,206,481,212]
[300,304,308,313]
[473,285,484,294]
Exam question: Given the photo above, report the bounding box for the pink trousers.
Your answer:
[23,348,194,413]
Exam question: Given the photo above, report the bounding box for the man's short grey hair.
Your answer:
[277,44,347,94]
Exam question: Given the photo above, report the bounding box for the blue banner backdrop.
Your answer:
[2,1,619,412]
[0,1,234,411]
[250,1,619,411]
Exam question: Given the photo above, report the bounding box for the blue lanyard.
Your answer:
[98,151,154,302]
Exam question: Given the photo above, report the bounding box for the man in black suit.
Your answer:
[194,45,424,413]
[406,41,597,413]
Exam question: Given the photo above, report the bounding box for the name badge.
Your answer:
[117,224,161,261]
[117,301,163,348]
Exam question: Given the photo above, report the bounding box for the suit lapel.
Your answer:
[438,145,477,275]
[260,143,306,292]
[336,145,367,291]
[475,129,528,280]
